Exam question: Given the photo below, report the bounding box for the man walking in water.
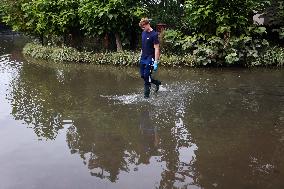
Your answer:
[139,18,161,98]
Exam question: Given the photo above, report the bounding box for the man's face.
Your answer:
[141,23,150,32]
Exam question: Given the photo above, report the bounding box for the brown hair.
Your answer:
[139,18,150,27]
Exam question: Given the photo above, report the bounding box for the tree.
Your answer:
[142,0,185,29]
[183,0,270,36]
[78,0,146,51]
[21,0,80,42]
[1,0,31,32]
[264,0,284,39]
[1,0,80,44]
[0,3,4,22]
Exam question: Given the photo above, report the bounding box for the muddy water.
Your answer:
[0,35,283,189]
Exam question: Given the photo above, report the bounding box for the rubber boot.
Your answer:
[144,84,151,98]
[152,80,161,92]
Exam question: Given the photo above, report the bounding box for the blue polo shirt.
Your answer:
[141,30,159,59]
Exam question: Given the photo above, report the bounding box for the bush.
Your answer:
[23,42,283,67]
[257,46,284,66]
[160,54,195,67]
[192,36,224,66]
[23,42,196,67]
[22,43,53,59]
[161,29,184,55]
[159,26,284,67]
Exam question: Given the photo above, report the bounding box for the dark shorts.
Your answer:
[139,57,154,85]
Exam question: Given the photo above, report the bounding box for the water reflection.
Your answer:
[4,46,284,188]
[8,64,66,139]
[66,108,161,182]
[67,117,129,182]
[184,73,284,189]
[138,109,160,164]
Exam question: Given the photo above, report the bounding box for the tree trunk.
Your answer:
[115,33,123,52]
[103,33,110,51]
[224,31,230,49]
[40,34,44,46]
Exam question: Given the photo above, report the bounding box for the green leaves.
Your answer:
[1,0,31,32]
[77,0,146,51]
[78,0,143,36]
[23,42,197,67]
[2,0,144,48]
[247,26,267,35]
[216,26,231,35]
[279,27,284,39]
[225,51,239,64]
[184,0,270,36]
[12,0,80,36]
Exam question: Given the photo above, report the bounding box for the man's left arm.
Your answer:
[154,44,160,62]
[153,32,160,71]
[153,44,160,71]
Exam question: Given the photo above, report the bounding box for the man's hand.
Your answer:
[153,61,159,71]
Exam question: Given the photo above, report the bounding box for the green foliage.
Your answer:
[190,33,272,66]
[0,4,4,21]
[192,36,224,66]
[279,27,284,39]
[24,42,283,67]
[256,46,284,66]
[3,0,284,67]
[23,43,53,59]
[1,0,31,32]
[158,3,282,68]
[224,35,269,66]
[23,43,140,65]
[23,42,196,67]
[142,0,184,29]
[160,26,282,67]
[1,0,145,51]
[1,0,79,37]
[160,54,195,67]
[265,0,284,39]
[183,0,270,36]
[21,0,79,36]
[161,29,184,54]
[77,0,147,51]
[191,36,281,67]
[265,0,284,26]
[78,0,145,36]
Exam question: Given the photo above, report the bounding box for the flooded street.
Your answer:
[0,35,284,189]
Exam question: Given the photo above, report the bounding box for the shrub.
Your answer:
[161,29,184,55]
[23,42,197,67]
[23,42,283,67]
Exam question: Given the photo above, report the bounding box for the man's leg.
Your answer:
[139,61,145,79]
[148,58,161,92]
[143,64,152,98]
[151,79,161,92]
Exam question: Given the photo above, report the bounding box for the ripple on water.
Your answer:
[101,81,204,122]
[0,54,11,64]
[0,54,23,74]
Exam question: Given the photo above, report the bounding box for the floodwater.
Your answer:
[0,35,283,189]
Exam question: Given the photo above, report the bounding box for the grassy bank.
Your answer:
[23,43,284,67]
[23,43,195,67]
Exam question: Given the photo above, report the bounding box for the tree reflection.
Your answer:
[66,117,130,182]
[66,107,162,182]
[8,60,138,140]
[156,101,199,189]
[184,72,284,189]
[8,61,202,187]
[8,59,283,188]
[138,109,160,164]
[8,63,66,139]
